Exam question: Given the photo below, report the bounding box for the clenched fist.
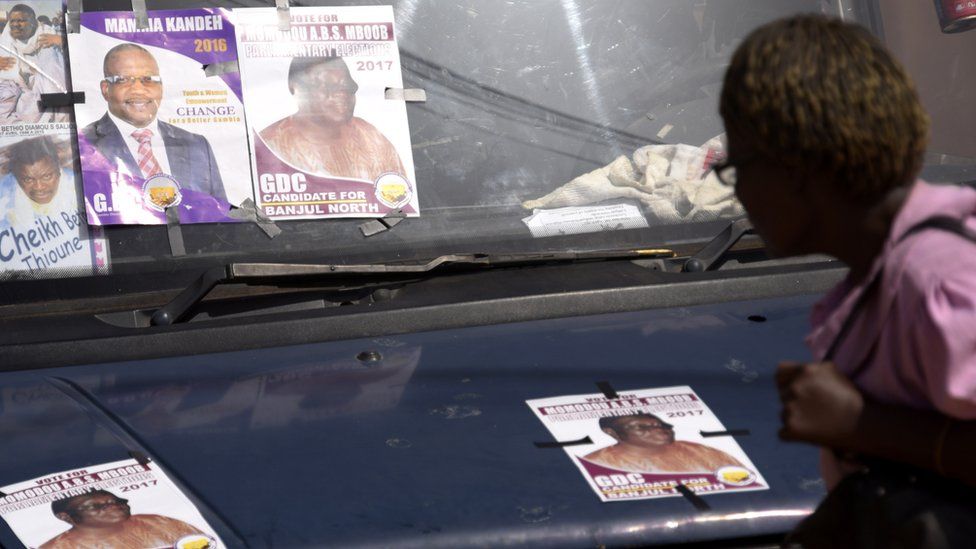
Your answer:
[776,361,865,451]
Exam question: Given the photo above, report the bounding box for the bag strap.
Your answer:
[824,215,976,375]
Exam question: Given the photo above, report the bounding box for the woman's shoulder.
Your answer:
[887,182,976,297]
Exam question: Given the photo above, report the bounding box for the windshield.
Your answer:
[1,0,974,305]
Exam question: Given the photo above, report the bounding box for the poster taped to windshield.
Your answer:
[527,386,768,503]
[0,0,70,126]
[0,458,224,548]
[0,126,109,280]
[235,6,419,220]
[68,9,251,225]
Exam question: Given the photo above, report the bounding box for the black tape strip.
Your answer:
[359,210,406,237]
[165,207,186,257]
[595,381,619,400]
[359,219,387,237]
[128,450,151,466]
[132,0,149,29]
[66,0,82,34]
[534,435,593,448]
[40,91,85,108]
[203,61,240,77]
[227,198,281,238]
[700,429,750,438]
[675,483,711,511]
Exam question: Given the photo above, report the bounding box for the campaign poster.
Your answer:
[0,0,69,126]
[0,126,109,279]
[67,9,251,225]
[0,459,224,548]
[235,6,419,220]
[527,386,769,503]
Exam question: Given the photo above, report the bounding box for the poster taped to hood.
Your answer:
[235,6,419,221]
[68,9,250,225]
[527,385,769,502]
[0,458,224,548]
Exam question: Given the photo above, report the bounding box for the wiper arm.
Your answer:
[681,217,754,272]
[150,249,675,326]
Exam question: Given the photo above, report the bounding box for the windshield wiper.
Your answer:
[680,217,754,272]
[149,248,676,326]
[149,218,756,327]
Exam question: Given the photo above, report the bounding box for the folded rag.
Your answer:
[522,136,743,224]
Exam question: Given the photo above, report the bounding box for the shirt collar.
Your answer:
[108,111,162,141]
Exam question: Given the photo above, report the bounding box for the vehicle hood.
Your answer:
[0,293,824,548]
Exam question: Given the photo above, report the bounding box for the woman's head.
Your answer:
[720,15,928,205]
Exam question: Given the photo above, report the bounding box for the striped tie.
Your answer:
[131,128,162,178]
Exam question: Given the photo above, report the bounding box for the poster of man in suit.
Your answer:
[67,8,250,225]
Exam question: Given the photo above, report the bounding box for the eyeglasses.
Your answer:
[710,155,760,187]
[711,159,737,187]
[104,75,162,87]
[72,498,128,513]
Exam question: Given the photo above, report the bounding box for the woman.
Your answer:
[716,14,976,547]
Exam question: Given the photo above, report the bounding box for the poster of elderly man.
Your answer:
[0,0,68,126]
[235,5,418,220]
[0,131,108,279]
[528,385,769,503]
[0,458,224,549]
[67,8,251,225]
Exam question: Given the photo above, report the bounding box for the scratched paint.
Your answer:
[429,405,482,419]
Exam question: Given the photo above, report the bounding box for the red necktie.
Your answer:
[131,128,162,178]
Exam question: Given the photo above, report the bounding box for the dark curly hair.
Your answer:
[719,14,929,204]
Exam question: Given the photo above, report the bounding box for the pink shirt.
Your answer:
[805,181,976,487]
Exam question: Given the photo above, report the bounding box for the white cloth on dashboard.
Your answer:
[522,136,743,223]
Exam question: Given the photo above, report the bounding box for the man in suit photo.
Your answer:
[81,43,227,202]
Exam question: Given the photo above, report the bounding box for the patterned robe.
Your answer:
[583,441,743,473]
[260,116,405,182]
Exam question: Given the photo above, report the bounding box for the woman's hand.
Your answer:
[776,361,866,451]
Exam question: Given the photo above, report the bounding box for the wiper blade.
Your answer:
[231,249,675,277]
[150,248,675,326]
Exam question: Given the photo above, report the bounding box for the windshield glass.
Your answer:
[1,0,974,305]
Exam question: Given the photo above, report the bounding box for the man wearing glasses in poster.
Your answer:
[81,43,227,202]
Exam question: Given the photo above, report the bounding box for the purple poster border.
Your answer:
[80,9,242,101]
[76,9,243,225]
